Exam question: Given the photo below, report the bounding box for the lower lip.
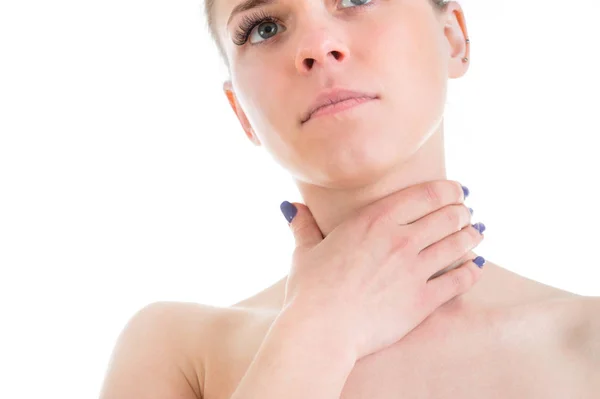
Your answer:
[306,96,376,122]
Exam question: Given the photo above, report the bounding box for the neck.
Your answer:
[294,123,477,281]
[295,123,447,236]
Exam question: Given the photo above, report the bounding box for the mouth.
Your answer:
[301,89,379,124]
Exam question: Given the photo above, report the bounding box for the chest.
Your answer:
[206,304,591,399]
[209,340,586,399]
[341,306,590,399]
[338,335,587,399]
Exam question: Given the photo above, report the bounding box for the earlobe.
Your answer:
[222,81,262,147]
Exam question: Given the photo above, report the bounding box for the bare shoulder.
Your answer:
[556,295,600,393]
[100,300,256,399]
[560,296,600,365]
[493,294,599,393]
[532,294,600,355]
[527,294,600,391]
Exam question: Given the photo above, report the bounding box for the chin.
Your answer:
[301,139,404,189]
[284,104,422,188]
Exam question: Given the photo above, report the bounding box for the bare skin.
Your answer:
[270,268,600,394]
[212,264,600,399]
[100,261,600,399]
[100,1,600,398]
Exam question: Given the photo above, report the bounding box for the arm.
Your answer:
[99,302,202,399]
[230,305,357,399]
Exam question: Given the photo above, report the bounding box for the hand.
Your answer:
[280,180,485,361]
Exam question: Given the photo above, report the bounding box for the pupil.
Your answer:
[259,23,277,38]
[351,0,367,4]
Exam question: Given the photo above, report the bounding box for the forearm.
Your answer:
[230,306,357,399]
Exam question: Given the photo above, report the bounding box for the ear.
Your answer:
[441,2,470,79]
[223,80,261,146]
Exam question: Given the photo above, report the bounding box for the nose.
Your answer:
[294,27,349,74]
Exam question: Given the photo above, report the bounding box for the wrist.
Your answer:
[276,301,358,368]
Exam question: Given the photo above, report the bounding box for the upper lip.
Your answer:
[301,88,378,123]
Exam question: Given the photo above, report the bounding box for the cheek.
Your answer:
[235,74,297,161]
[370,23,446,127]
[236,59,289,119]
[235,68,281,130]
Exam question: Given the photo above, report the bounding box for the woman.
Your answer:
[100,1,599,398]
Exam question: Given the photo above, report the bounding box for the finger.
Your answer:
[418,224,484,279]
[365,180,467,227]
[423,257,485,310]
[410,204,473,252]
[282,202,324,249]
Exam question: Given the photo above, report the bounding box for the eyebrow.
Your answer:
[227,0,276,27]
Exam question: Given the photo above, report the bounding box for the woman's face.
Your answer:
[216,0,463,188]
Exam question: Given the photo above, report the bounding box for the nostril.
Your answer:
[300,51,344,70]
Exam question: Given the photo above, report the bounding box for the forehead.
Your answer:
[212,0,242,25]
[210,0,235,37]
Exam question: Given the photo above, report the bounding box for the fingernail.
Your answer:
[462,185,470,199]
[472,222,485,234]
[474,256,486,268]
[469,207,473,215]
[280,201,297,224]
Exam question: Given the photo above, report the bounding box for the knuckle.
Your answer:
[444,206,461,229]
[391,233,414,254]
[424,181,442,205]
[464,265,476,287]
[361,212,378,235]
[292,217,310,235]
[450,273,464,294]
[364,207,390,236]
[451,267,474,294]
[454,229,473,252]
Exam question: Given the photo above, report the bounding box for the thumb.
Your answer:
[280,201,323,248]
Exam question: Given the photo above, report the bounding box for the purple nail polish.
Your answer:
[280,201,297,224]
[472,222,485,234]
[474,256,486,268]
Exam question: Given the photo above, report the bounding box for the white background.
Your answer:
[1,0,599,398]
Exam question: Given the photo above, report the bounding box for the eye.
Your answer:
[234,0,374,47]
[248,20,285,45]
[232,10,284,46]
[340,0,372,7]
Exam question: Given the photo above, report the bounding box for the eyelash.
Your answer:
[233,9,281,46]
[232,1,375,47]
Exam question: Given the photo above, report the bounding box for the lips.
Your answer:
[302,88,378,124]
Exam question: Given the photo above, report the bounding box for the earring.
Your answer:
[463,38,470,62]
